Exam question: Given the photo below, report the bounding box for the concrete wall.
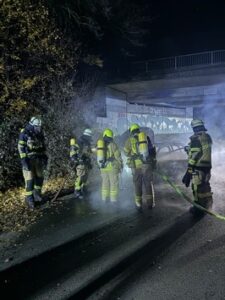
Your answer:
[96,95,193,136]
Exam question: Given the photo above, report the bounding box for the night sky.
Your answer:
[139,0,225,60]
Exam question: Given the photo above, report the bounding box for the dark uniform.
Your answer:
[70,130,93,199]
[18,118,47,208]
[183,119,213,214]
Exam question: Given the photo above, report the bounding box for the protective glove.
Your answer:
[69,160,76,169]
[107,157,115,162]
[131,153,141,160]
[21,158,30,171]
[77,158,85,166]
[126,158,135,168]
[184,146,190,154]
[182,167,193,187]
[99,160,106,169]
[71,155,78,163]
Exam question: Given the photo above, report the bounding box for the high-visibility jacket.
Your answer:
[188,131,212,169]
[124,132,156,169]
[18,124,46,159]
[99,141,123,172]
[70,135,93,167]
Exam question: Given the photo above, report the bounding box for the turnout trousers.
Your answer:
[100,169,119,202]
[22,158,44,202]
[192,169,213,209]
[132,164,154,208]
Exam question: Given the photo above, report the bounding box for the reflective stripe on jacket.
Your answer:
[124,135,143,168]
[101,141,122,172]
[188,131,212,168]
[18,128,46,159]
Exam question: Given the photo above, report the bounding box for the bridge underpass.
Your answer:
[108,71,225,108]
[2,51,225,300]
[98,50,225,141]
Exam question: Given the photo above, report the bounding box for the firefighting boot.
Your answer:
[146,196,154,210]
[135,204,143,212]
[110,200,118,210]
[204,195,213,210]
[74,189,83,200]
[135,202,143,212]
[135,196,142,212]
[189,205,205,217]
[33,190,43,202]
[25,195,35,209]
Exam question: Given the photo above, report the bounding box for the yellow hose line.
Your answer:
[154,170,225,221]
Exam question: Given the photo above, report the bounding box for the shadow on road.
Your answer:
[70,212,204,300]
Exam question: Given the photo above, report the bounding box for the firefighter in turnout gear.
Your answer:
[70,128,93,199]
[18,117,48,209]
[124,124,156,211]
[182,119,213,215]
[97,129,123,203]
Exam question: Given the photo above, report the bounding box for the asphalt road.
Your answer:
[1,153,225,300]
[89,213,225,300]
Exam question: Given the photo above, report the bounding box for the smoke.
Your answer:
[194,81,225,212]
[211,144,225,212]
[85,165,136,213]
[197,82,225,140]
[79,77,225,214]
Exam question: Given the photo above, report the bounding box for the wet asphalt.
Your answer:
[1,156,225,299]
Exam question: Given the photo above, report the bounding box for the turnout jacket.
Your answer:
[70,135,93,167]
[101,141,123,172]
[124,133,156,169]
[188,131,212,169]
[18,124,46,160]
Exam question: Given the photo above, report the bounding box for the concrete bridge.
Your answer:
[108,50,225,109]
[95,50,225,138]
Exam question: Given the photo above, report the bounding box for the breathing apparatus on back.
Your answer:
[96,128,114,168]
[129,124,150,163]
[137,131,149,162]
[97,139,106,168]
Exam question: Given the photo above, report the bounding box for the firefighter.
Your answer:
[182,119,213,215]
[97,128,123,203]
[124,123,156,211]
[70,128,93,199]
[18,116,48,209]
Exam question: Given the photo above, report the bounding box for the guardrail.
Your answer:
[132,50,225,74]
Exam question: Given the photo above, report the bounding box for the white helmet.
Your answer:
[29,116,42,127]
[191,119,204,128]
[83,128,92,136]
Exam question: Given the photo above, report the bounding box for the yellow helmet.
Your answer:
[191,119,204,128]
[103,128,113,138]
[129,123,140,133]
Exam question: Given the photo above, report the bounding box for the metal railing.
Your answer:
[132,50,225,74]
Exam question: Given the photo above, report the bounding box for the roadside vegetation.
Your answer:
[0,0,149,232]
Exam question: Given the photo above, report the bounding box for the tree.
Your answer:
[47,0,150,73]
[0,0,150,190]
[0,0,79,190]
[0,0,79,117]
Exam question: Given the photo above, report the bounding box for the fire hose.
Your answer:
[154,169,225,221]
